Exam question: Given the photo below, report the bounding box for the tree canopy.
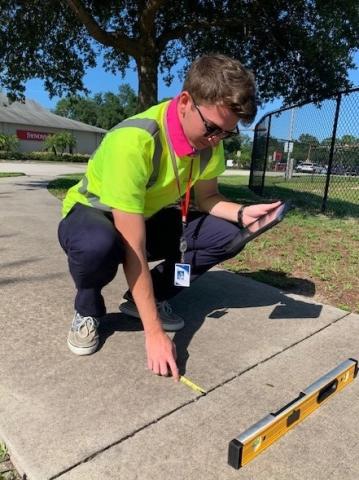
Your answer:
[298,134,320,146]
[54,84,138,129]
[1,0,358,110]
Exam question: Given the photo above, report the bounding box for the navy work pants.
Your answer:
[58,203,244,317]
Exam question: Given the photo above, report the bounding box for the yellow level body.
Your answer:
[228,358,358,469]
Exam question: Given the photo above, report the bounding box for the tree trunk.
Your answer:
[136,54,158,112]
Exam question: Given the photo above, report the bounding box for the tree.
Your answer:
[95,86,137,129]
[291,133,320,162]
[0,133,19,152]
[340,134,358,145]
[44,132,77,155]
[44,134,58,155]
[223,136,242,159]
[116,83,138,118]
[54,84,137,129]
[223,134,253,168]
[237,135,253,168]
[338,135,359,168]
[0,1,358,110]
[321,137,333,146]
[55,96,99,126]
[58,132,77,154]
[298,134,319,146]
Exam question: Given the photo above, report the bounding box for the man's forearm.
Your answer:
[112,209,163,335]
[197,193,241,222]
[122,245,163,334]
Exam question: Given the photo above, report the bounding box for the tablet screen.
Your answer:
[246,202,288,234]
[225,201,291,252]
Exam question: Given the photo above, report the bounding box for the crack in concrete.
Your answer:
[49,394,205,479]
[204,311,352,397]
[51,311,351,479]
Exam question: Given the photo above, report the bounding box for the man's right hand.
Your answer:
[145,329,179,381]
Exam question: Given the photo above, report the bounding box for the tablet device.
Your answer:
[227,201,292,252]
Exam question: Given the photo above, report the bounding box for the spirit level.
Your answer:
[228,358,358,469]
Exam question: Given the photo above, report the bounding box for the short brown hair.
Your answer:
[183,54,257,125]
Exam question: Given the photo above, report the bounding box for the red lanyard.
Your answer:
[165,113,194,226]
[172,158,193,263]
[165,111,194,262]
[179,159,193,225]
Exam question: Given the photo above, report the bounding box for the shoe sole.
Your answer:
[119,304,184,332]
[67,339,99,356]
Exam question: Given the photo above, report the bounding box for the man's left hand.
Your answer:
[242,201,282,232]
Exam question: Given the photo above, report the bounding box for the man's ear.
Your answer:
[177,91,191,117]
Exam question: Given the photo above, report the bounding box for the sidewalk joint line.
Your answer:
[204,311,352,397]
[50,311,351,479]
[49,393,206,479]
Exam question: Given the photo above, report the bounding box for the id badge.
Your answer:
[174,263,191,287]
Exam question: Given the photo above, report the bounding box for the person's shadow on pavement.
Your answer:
[97,314,143,351]
[99,270,321,373]
[170,270,321,375]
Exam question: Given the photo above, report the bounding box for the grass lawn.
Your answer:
[0,172,25,177]
[261,174,359,217]
[219,176,359,313]
[48,174,359,313]
[0,442,20,480]
[47,174,81,200]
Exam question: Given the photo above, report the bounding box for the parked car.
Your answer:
[314,165,328,174]
[295,162,316,173]
[345,166,359,176]
[331,165,346,175]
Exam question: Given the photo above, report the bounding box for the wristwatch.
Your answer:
[237,205,246,228]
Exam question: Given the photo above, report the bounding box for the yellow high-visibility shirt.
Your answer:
[62,100,225,218]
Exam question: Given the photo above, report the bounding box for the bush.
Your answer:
[0,150,89,162]
[0,150,23,160]
[28,151,89,162]
[59,153,89,162]
[43,132,77,155]
[0,134,20,152]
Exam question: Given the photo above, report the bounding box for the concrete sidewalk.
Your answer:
[0,160,248,177]
[0,160,87,176]
[1,171,358,480]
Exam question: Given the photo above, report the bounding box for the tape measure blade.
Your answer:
[180,375,206,394]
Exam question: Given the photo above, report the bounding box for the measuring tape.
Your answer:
[180,375,206,395]
[228,358,358,469]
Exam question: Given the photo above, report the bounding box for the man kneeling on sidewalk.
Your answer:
[58,53,280,381]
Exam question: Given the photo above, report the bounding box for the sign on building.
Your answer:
[16,130,50,141]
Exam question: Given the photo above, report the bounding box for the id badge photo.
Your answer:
[174,263,191,287]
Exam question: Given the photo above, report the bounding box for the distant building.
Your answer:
[0,93,106,154]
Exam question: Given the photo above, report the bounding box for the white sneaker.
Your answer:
[119,299,185,332]
[67,312,100,355]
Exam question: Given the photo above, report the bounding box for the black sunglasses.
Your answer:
[192,101,240,139]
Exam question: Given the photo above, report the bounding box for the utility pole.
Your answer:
[285,107,296,180]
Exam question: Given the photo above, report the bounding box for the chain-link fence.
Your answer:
[249,88,359,216]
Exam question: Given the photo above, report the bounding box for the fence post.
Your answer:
[249,125,258,190]
[260,114,272,195]
[322,94,342,213]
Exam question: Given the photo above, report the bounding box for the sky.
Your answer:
[24,51,359,128]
